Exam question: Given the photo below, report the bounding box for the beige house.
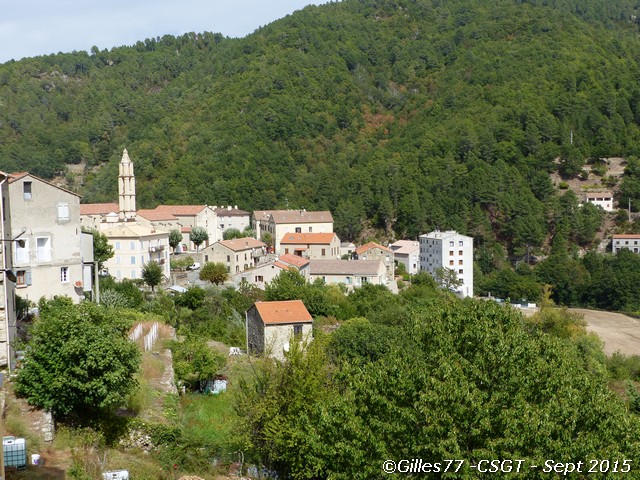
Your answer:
[253,210,333,251]
[101,223,170,281]
[9,172,90,304]
[139,205,221,250]
[234,260,289,289]
[354,242,395,279]
[246,300,313,361]
[612,234,640,254]
[390,240,420,275]
[202,237,267,273]
[280,232,341,259]
[214,206,251,234]
[309,259,389,290]
[584,191,614,212]
[234,253,310,289]
[0,171,17,368]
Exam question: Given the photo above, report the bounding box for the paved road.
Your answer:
[572,308,640,356]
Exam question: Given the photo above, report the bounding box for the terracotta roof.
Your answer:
[218,237,266,251]
[390,240,420,255]
[270,210,333,224]
[355,241,391,255]
[273,261,292,270]
[154,205,208,216]
[253,300,313,325]
[309,259,384,276]
[80,203,120,215]
[280,233,337,245]
[613,234,640,239]
[137,209,178,221]
[278,254,310,268]
[8,172,29,182]
[181,226,192,233]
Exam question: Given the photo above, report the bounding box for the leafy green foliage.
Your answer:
[168,229,183,251]
[199,262,229,285]
[82,228,114,269]
[170,337,226,390]
[236,299,640,479]
[15,298,140,419]
[141,261,163,292]
[189,226,209,251]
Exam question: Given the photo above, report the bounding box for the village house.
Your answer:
[214,206,251,234]
[201,237,267,273]
[79,202,120,229]
[233,253,310,289]
[280,232,341,259]
[0,171,17,369]
[309,259,389,290]
[100,223,170,281]
[612,234,640,254]
[354,241,395,279]
[245,300,313,361]
[253,209,333,251]
[390,240,420,275]
[584,191,614,212]
[9,172,92,303]
[419,230,474,298]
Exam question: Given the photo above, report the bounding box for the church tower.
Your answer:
[118,149,136,221]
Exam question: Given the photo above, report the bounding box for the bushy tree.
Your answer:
[82,228,114,269]
[199,262,229,285]
[141,261,164,292]
[190,226,209,252]
[15,298,140,420]
[169,229,183,252]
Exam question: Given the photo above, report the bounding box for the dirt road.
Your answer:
[572,308,640,356]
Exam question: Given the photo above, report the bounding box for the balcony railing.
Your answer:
[149,245,165,253]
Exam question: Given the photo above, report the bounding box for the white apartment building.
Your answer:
[419,231,473,298]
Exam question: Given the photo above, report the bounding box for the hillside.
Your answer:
[2,0,640,250]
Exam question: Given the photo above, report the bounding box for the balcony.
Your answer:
[149,244,165,253]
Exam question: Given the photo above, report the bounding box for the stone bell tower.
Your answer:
[118,149,136,221]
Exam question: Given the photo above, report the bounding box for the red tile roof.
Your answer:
[280,233,337,245]
[278,254,310,268]
[80,203,119,215]
[254,300,313,325]
[613,234,640,239]
[355,241,391,255]
[137,209,178,221]
[218,237,266,251]
[154,205,208,216]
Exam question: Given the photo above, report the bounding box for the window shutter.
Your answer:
[25,270,32,286]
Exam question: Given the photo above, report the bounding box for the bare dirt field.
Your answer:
[571,308,640,356]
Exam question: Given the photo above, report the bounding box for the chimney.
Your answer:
[228,206,232,211]
[234,205,238,210]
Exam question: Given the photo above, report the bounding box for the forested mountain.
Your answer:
[2,0,640,250]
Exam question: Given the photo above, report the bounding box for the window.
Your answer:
[227,255,231,262]
[15,238,29,264]
[458,269,463,275]
[57,203,70,221]
[255,275,264,282]
[60,267,69,283]
[293,324,303,338]
[130,241,135,250]
[23,182,32,200]
[449,251,454,256]
[116,255,121,265]
[449,241,454,246]
[459,259,463,265]
[449,260,454,266]
[115,241,121,250]
[36,237,51,262]
[458,250,463,256]
[321,248,326,256]
[16,270,26,286]
[131,256,136,264]
[295,227,302,233]
[285,248,289,254]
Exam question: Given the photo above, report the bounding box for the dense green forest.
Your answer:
[3,0,640,251]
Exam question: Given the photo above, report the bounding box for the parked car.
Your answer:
[187,262,201,270]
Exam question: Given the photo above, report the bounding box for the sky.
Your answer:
[0,0,331,64]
